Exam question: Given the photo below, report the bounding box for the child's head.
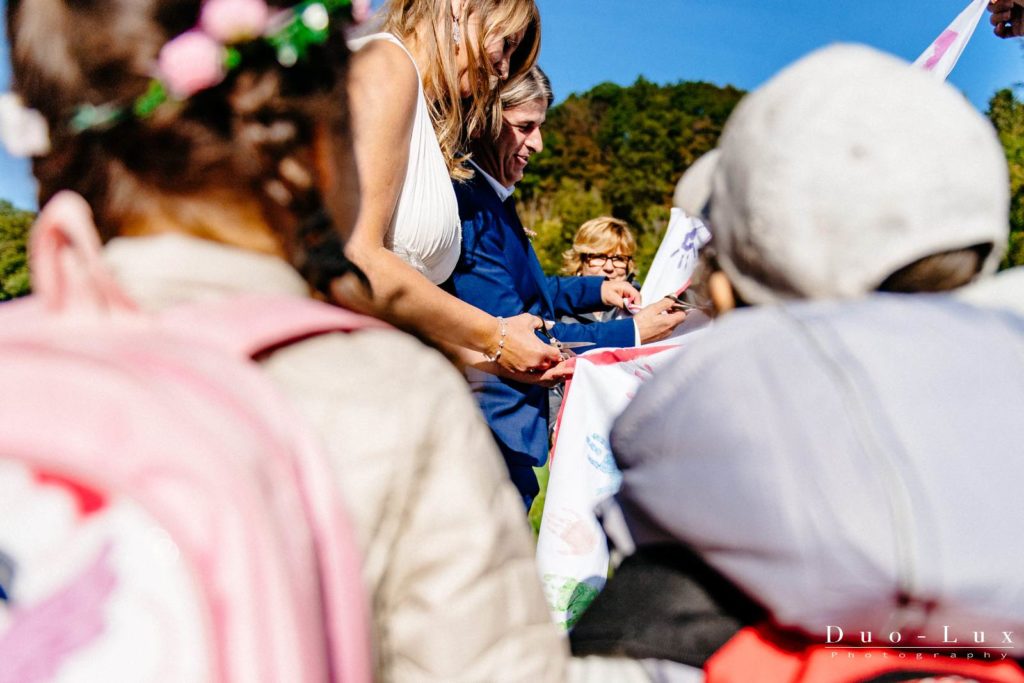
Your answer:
[7,0,359,289]
[706,44,1009,308]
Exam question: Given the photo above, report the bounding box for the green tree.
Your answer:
[987,88,1024,269]
[519,77,744,277]
[0,200,33,301]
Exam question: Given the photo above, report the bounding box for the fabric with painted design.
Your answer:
[913,0,989,80]
[536,344,699,629]
[639,207,711,306]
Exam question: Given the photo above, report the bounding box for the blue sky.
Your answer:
[1,0,1021,211]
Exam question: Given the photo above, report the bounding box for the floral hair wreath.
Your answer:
[0,0,369,157]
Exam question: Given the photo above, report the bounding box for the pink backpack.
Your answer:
[0,192,378,683]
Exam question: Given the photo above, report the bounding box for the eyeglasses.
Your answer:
[583,253,632,269]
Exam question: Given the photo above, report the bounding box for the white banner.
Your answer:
[913,0,989,80]
[536,344,684,629]
[536,205,714,629]
[639,208,712,305]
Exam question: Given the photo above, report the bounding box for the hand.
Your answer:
[990,0,1023,38]
[633,298,688,344]
[503,358,575,388]
[497,313,561,373]
[601,279,641,310]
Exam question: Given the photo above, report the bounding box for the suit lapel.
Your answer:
[499,193,557,319]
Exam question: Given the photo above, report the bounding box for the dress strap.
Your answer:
[347,32,422,81]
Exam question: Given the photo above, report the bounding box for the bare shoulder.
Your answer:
[347,38,419,116]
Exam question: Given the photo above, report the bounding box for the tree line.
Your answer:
[0,82,1021,297]
[518,77,744,276]
[0,201,31,301]
[520,78,1024,277]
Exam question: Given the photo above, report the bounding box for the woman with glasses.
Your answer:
[561,217,640,322]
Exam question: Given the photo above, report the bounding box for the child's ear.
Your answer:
[708,271,736,316]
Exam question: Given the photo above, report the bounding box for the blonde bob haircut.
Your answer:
[382,0,540,180]
[562,217,637,276]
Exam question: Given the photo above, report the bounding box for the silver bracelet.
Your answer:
[484,316,507,363]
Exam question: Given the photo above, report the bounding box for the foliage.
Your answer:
[988,88,1024,269]
[519,77,744,277]
[0,200,33,301]
[522,80,1024,277]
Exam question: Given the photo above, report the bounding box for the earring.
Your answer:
[452,18,461,44]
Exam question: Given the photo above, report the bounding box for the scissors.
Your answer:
[539,324,595,359]
[663,294,702,312]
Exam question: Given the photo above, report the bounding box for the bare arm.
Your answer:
[441,341,575,388]
[333,41,559,371]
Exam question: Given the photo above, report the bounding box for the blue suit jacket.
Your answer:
[443,174,635,501]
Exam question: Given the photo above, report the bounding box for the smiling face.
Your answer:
[476,98,546,186]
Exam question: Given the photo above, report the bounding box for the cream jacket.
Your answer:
[104,234,569,683]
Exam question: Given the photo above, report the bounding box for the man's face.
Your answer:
[489,98,546,187]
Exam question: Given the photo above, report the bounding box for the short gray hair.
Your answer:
[500,65,553,110]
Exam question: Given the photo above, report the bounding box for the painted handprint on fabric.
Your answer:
[543,574,601,630]
[669,227,700,270]
[548,509,599,556]
[585,434,618,474]
[585,433,623,496]
[625,361,656,400]
[923,29,958,71]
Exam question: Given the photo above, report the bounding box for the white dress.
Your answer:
[348,32,462,285]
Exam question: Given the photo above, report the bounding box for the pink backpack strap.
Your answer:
[22,192,378,680]
[30,190,391,357]
[29,191,138,316]
[160,295,393,359]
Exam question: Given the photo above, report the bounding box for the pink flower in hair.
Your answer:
[352,0,371,23]
[157,30,228,98]
[200,0,271,42]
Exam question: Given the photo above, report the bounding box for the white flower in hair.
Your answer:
[0,93,50,158]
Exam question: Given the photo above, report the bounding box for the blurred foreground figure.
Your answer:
[572,44,1024,683]
[0,1,566,681]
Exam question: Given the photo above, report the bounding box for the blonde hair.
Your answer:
[500,65,553,110]
[562,217,637,276]
[382,0,540,180]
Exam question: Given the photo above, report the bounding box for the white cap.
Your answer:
[710,44,1009,304]
[673,149,719,217]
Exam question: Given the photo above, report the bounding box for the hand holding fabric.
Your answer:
[504,359,575,388]
[600,279,641,310]
[498,313,562,373]
[990,0,1023,37]
[633,298,687,344]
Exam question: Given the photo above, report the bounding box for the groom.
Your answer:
[443,67,685,506]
